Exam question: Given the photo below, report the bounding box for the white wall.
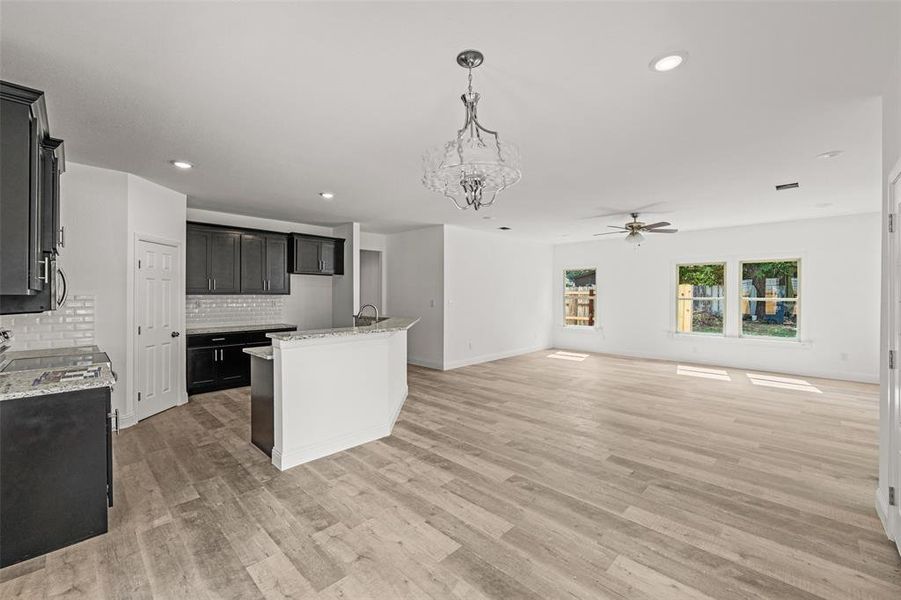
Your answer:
[553,213,881,383]
[360,250,382,313]
[385,226,444,369]
[58,164,129,421]
[127,175,188,417]
[57,163,188,427]
[186,208,334,330]
[443,226,553,369]
[331,222,360,327]
[361,231,388,313]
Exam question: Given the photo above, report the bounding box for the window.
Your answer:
[676,263,725,335]
[740,260,799,338]
[564,269,596,327]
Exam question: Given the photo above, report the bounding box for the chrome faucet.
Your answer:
[355,304,379,324]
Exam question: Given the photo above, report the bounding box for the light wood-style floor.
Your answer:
[2,350,899,599]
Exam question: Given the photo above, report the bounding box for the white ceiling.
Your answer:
[1,2,896,241]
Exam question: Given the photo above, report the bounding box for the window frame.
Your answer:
[674,262,727,337]
[562,267,598,329]
[738,258,801,341]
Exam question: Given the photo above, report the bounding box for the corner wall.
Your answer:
[386,226,445,369]
[553,213,881,383]
[443,226,553,369]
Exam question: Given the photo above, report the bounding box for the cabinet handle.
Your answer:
[37,256,50,282]
[219,349,224,361]
[213,279,217,291]
[59,225,65,248]
[213,349,217,362]
[211,337,226,342]
[208,278,211,291]
[108,409,119,434]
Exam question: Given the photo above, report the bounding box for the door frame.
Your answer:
[886,158,901,550]
[129,233,186,426]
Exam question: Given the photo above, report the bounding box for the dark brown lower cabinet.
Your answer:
[186,327,295,395]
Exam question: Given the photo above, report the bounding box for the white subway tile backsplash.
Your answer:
[0,295,96,351]
[186,294,284,328]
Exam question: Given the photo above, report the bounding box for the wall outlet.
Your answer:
[429,299,435,308]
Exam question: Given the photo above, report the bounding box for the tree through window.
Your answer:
[740,260,799,338]
[677,263,725,334]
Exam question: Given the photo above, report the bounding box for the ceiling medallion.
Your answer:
[422,49,522,211]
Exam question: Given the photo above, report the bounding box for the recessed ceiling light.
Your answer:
[319,192,335,200]
[650,52,687,72]
[816,150,843,159]
[498,226,511,231]
[170,160,193,169]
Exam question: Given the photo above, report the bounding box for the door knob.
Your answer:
[171,331,181,337]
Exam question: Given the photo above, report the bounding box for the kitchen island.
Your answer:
[247,317,418,470]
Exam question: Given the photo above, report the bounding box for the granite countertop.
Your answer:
[243,346,273,360]
[0,345,116,402]
[267,317,419,343]
[186,323,297,336]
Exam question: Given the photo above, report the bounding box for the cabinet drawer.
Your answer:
[186,327,296,348]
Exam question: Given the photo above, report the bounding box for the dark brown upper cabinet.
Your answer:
[1,82,65,315]
[185,225,240,294]
[289,234,344,276]
[187,223,290,295]
[240,233,289,294]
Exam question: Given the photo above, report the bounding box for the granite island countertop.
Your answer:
[186,323,297,336]
[0,345,117,401]
[243,346,273,360]
[267,317,419,343]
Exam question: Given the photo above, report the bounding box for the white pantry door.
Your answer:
[136,239,180,421]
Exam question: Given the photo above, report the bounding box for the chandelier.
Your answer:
[422,50,522,211]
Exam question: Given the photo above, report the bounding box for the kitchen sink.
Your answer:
[353,316,390,327]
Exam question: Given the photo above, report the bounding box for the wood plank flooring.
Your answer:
[2,350,899,599]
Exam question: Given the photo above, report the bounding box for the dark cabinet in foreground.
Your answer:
[0,387,112,568]
[1,81,66,314]
[240,233,290,294]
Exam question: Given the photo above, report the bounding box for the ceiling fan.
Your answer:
[593,213,678,244]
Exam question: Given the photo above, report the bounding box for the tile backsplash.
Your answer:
[186,295,284,327]
[0,295,96,351]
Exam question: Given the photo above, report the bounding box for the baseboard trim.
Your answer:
[442,345,551,371]
[552,345,878,384]
[273,422,392,471]
[118,410,138,429]
[407,356,444,370]
[876,487,894,542]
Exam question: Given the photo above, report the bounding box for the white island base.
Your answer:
[264,317,418,471]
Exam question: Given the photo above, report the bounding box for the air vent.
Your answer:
[775,182,800,191]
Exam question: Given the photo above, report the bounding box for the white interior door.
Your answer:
[136,239,180,421]
[893,182,901,550]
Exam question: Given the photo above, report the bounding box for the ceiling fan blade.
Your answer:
[645,228,678,233]
[593,231,625,236]
[641,221,671,230]
[607,225,628,230]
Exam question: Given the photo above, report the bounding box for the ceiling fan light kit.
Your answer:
[422,50,522,211]
[593,212,679,243]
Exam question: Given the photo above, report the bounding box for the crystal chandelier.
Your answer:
[422,50,522,211]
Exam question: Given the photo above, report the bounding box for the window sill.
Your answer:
[672,332,811,348]
[561,325,601,333]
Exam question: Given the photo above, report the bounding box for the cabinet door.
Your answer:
[320,240,336,275]
[218,345,248,385]
[185,227,211,294]
[209,231,241,293]
[240,234,266,293]
[0,99,42,295]
[295,238,321,274]
[187,347,218,392]
[40,143,60,255]
[265,235,289,293]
